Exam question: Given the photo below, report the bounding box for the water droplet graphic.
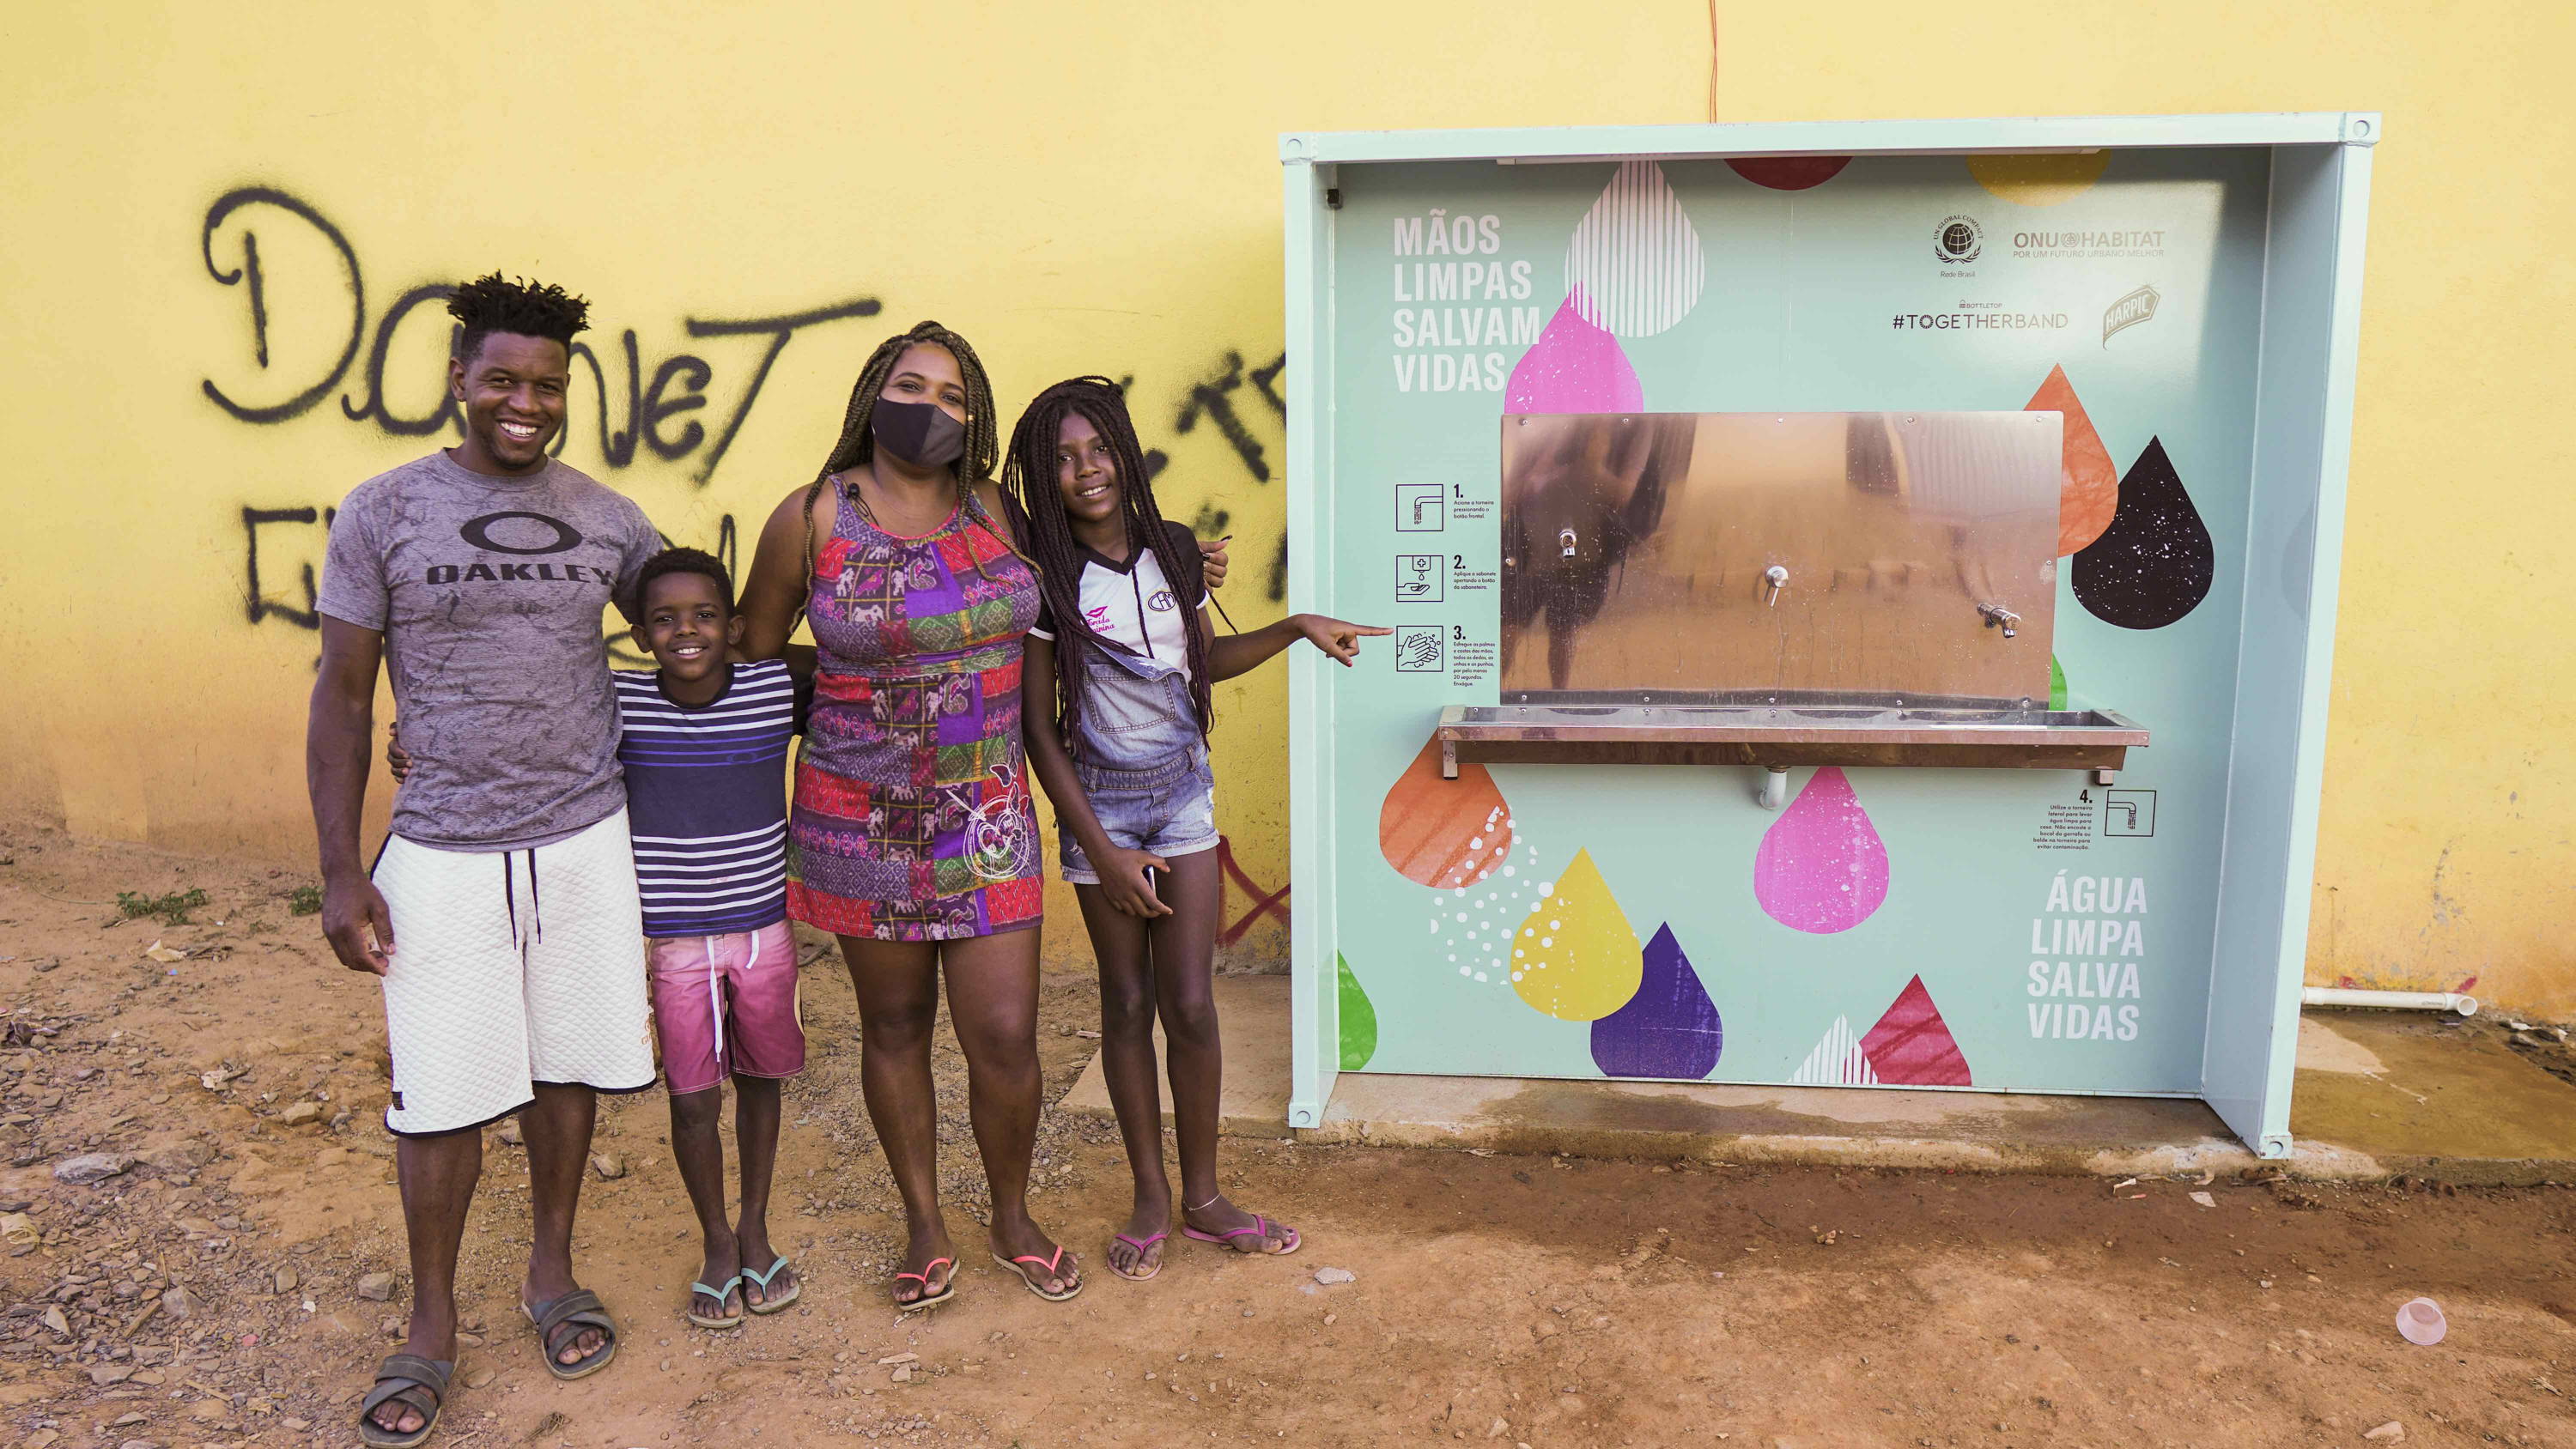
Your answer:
[1505,297,1643,415]
[1967,151,2111,206]
[1334,952,1377,1070]
[1564,160,1705,337]
[1589,925,1722,1079]
[2025,365,2120,555]
[1859,975,1972,1086]
[1508,850,1643,1022]
[1378,737,1518,888]
[1753,767,1890,934]
[1725,156,1852,191]
[1789,1016,1879,1086]
[2073,437,2214,630]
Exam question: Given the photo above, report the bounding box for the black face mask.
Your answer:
[871,397,968,470]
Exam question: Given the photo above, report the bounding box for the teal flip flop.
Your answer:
[687,1273,744,1330]
[744,1255,800,1314]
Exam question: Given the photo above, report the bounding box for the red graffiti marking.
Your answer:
[1215,835,1290,946]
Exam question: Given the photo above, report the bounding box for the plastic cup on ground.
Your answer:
[2395,1297,2446,1346]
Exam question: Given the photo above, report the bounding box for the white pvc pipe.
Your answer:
[2301,986,2477,1016]
[1757,767,1790,810]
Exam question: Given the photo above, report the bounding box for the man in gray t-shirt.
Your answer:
[309,276,653,1442]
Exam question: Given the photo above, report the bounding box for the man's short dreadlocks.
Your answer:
[447,273,590,364]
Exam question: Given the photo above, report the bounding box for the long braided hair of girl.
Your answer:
[804,320,1026,566]
[1002,377,1215,758]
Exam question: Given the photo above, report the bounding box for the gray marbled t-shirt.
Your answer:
[318,451,662,852]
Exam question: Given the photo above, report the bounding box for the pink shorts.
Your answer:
[647,921,804,1096]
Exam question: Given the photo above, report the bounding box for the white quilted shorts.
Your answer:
[372,809,655,1137]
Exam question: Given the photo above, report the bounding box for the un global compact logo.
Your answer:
[1935,215,1984,265]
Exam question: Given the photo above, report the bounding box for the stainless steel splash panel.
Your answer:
[1498,411,2063,704]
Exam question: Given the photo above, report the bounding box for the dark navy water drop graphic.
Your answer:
[1589,925,1722,1079]
[2073,437,2213,630]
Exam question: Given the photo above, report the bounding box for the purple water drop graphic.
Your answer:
[2072,436,2215,630]
[1753,767,1890,934]
[1589,925,1722,1079]
[1505,296,1643,415]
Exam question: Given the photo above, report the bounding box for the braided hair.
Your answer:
[811,320,1000,494]
[447,273,588,363]
[1003,377,1214,757]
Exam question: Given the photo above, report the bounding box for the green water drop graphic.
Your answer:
[1335,951,1378,1070]
[2049,654,2069,711]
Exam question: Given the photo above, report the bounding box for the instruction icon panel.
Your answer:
[1395,482,1444,532]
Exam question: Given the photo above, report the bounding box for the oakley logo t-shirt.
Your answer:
[319,450,662,852]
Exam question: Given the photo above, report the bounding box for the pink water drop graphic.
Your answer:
[1504,296,1643,415]
[1753,767,1890,934]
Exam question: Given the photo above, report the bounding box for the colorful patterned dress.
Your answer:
[786,485,1044,941]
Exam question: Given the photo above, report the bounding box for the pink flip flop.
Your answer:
[1182,1214,1301,1256]
[892,1255,956,1313]
[990,1245,1083,1302]
[1108,1231,1168,1282]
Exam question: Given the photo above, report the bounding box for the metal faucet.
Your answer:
[1558,528,1578,559]
[1763,565,1788,607]
[1978,602,2021,638]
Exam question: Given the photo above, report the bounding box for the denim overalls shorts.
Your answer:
[1058,638,1216,882]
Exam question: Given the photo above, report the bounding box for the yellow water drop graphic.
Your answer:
[1966,151,2111,207]
[1509,849,1643,1022]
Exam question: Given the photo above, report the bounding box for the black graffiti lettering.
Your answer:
[1189,503,1231,537]
[341,283,462,436]
[1267,534,1287,603]
[568,330,642,468]
[685,298,883,483]
[642,355,714,460]
[459,510,585,556]
[1176,351,1270,483]
[201,189,365,424]
[1249,352,1286,415]
[241,505,323,627]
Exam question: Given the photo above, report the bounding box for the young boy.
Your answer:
[613,548,810,1327]
[393,544,808,1330]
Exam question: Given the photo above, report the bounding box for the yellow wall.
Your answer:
[4,4,2570,1006]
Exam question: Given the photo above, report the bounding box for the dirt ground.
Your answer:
[3,814,2573,1449]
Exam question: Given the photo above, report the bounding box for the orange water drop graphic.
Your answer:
[1377,737,1516,889]
[1508,849,1643,1022]
[2026,364,2119,556]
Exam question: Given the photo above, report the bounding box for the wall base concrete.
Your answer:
[1057,977,2576,1185]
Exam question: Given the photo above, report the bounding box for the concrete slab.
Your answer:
[1056,975,2576,1183]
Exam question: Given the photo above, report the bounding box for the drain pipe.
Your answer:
[2301,986,2478,1016]
[1757,767,1790,810]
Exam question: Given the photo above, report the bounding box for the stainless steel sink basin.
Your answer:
[1433,702,2147,780]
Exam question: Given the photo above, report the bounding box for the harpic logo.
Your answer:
[1934,215,1984,265]
[2102,285,2160,347]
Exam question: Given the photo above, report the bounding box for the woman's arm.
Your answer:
[1204,609,1389,682]
[738,483,826,662]
[1021,634,1171,919]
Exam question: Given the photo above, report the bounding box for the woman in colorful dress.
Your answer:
[738,321,1078,1307]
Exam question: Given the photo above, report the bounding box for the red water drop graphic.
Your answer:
[1752,767,1889,934]
[1505,296,1643,415]
[2026,364,2120,556]
[1725,156,1852,191]
[1859,975,1972,1086]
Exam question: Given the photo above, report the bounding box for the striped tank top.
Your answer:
[613,658,802,937]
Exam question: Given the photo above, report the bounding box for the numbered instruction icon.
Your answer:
[1394,624,1445,674]
[1395,482,1444,532]
[1394,554,1446,603]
